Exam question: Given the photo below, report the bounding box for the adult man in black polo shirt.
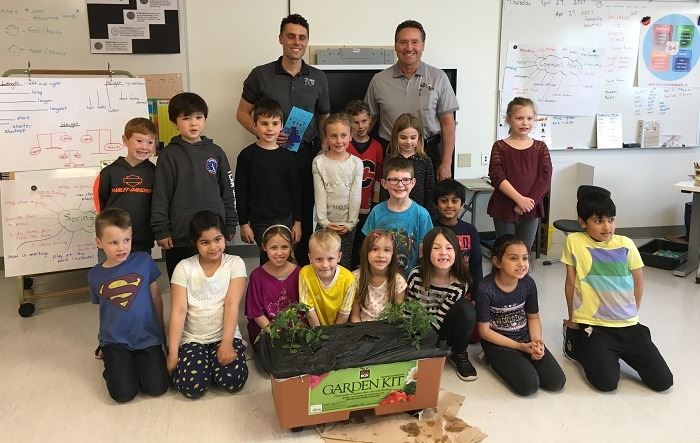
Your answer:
[236,14,330,265]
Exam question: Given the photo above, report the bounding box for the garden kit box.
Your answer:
[258,321,449,430]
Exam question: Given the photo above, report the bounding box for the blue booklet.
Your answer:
[282,106,314,152]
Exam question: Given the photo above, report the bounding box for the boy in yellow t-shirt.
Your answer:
[561,189,672,392]
[299,229,356,326]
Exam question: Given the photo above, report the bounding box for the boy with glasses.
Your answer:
[362,156,433,277]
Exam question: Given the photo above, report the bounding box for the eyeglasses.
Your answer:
[384,177,414,185]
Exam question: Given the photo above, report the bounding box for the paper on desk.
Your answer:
[319,390,487,443]
[283,106,313,152]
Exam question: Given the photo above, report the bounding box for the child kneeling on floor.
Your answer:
[167,210,248,398]
[562,190,673,392]
[476,234,565,396]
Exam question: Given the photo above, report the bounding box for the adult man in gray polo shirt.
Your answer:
[365,19,458,181]
[236,13,330,265]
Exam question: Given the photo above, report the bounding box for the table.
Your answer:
[457,178,494,227]
[673,180,700,283]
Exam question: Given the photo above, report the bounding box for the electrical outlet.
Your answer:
[481,152,490,165]
[457,153,471,167]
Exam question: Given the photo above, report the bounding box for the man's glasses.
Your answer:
[384,177,414,185]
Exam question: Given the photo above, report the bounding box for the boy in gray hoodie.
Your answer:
[151,92,238,278]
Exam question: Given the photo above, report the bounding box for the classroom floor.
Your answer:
[1,248,699,443]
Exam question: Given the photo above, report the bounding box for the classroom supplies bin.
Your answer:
[638,239,688,270]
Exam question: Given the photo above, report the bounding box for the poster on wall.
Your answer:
[638,14,700,87]
[87,0,179,54]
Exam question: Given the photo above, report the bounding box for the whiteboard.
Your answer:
[500,0,700,149]
[0,77,148,172]
[1,169,99,277]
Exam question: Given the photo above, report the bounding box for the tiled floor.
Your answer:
[1,249,698,442]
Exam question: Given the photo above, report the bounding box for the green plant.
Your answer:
[380,300,434,349]
[267,303,329,354]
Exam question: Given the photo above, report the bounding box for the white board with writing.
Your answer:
[1,170,98,277]
[0,77,147,172]
[501,0,700,149]
[502,43,605,116]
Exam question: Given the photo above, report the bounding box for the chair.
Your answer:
[542,185,611,266]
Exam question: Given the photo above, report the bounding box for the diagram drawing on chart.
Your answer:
[0,77,148,172]
[29,128,123,168]
[502,44,605,116]
[1,177,98,277]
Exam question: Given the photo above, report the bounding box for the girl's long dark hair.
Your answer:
[419,226,471,289]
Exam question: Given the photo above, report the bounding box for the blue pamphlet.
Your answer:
[282,106,313,152]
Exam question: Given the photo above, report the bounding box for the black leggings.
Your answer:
[438,298,477,354]
[482,340,566,396]
[569,323,673,392]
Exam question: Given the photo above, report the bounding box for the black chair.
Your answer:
[542,185,611,266]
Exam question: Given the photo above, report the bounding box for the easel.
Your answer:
[2,64,134,317]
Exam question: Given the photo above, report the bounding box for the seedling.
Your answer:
[380,300,434,349]
[267,303,329,354]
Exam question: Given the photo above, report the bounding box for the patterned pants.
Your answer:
[172,338,248,398]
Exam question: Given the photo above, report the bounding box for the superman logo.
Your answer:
[123,174,143,187]
[99,273,143,310]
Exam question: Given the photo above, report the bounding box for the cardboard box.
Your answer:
[271,356,446,430]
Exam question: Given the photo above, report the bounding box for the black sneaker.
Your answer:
[449,350,477,381]
[562,324,579,362]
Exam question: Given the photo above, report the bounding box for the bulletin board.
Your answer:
[0,0,187,82]
[500,0,700,149]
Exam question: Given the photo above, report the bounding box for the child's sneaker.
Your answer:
[449,350,477,381]
[562,323,579,362]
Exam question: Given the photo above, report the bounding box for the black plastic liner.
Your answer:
[258,321,450,378]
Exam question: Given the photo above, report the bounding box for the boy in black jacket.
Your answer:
[151,93,238,278]
[94,117,157,255]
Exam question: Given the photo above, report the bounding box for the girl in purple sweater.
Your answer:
[487,97,552,251]
[244,225,300,348]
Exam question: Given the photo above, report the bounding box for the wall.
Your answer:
[1,1,693,261]
[185,1,694,233]
[0,0,188,82]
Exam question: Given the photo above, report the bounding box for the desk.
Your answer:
[673,180,700,282]
[457,178,494,227]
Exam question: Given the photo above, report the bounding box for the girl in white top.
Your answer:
[312,113,363,269]
[167,210,248,398]
[350,230,406,322]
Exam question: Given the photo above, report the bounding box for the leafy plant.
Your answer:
[267,303,329,354]
[380,300,434,349]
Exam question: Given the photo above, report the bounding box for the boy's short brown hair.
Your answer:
[124,117,157,139]
[309,229,341,253]
[95,208,131,238]
[344,100,372,118]
[382,156,414,179]
[253,98,283,123]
